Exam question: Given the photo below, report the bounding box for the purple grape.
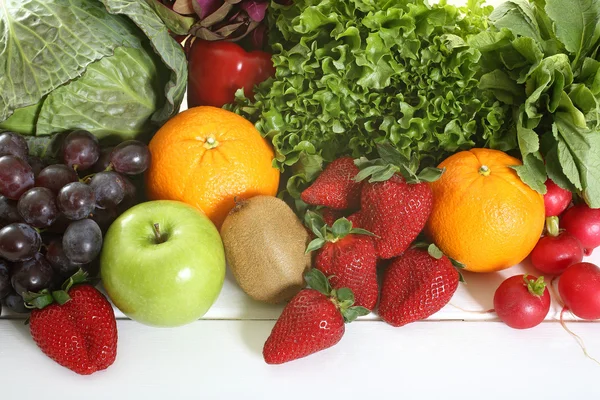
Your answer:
[63,219,102,264]
[0,223,41,262]
[110,140,151,175]
[0,259,11,299]
[2,291,30,314]
[57,182,95,220]
[11,253,54,296]
[27,156,47,177]
[92,146,114,173]
[46,214,72,234]
[91,207,119,233]
[0,131,28,159]
[62,130,100,170]
[0,196,22,224]
[17,187,59,228]
[36,164,79,194]
[89,171,126,209]
[0,155,35,200]
[45,239,83,277]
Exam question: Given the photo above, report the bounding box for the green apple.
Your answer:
[101,200,226,327]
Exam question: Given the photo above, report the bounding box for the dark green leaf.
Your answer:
[511,155,548,194]
[304,210,326,238]
[490,0,542,42]
[450,258,466,269]
[545,0,600,67]
[331,218,352,239]
[304,269,332,295]
[544,142,578,191]
[479,70,524,104]
[336,287,355,304]
[417,167,444,183]
[305,238,326,254]
[554,113,600,207]
[349,228,377,237]
[428,244,444,259]
[145,0,196,35]
[101,0,187,127]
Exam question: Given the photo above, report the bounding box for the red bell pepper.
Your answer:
[187,39,276,108]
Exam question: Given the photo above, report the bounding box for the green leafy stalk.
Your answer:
[470,0,600,207]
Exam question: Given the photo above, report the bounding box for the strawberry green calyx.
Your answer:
[23,269,89,310]
[546,216,560,237]
[304,269,370,322]
[354,143,444,184]
[419,242,466,283]
[524,275,546,297]
[304,210,375,253]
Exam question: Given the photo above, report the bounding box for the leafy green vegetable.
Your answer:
[0,0,187,158]
[471,0,600,207]
[228,0,512,199]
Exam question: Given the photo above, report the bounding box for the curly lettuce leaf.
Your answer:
[229,0,511,197]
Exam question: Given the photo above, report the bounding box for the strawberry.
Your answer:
[263,269,369,364]
[378,247,460,327]
[26,270,117,375]
[305,211,378,310]
[355,144,443,259]
[301,157,362,210]
[320,207,345,226]
[346,211,363,229]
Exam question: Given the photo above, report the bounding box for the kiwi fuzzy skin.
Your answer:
[220,196,312,304]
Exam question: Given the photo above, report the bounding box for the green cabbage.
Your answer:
[0,0,187,157]
[229,0,513,200]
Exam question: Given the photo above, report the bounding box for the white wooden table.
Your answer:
[3,1,600,396]
[2,252,600,399]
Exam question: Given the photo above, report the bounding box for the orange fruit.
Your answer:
[426,148,545,273]
[146,106,280,228]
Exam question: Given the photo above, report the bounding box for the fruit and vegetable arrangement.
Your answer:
[2,0,600,375]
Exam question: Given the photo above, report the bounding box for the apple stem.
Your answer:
[153,223,166,244]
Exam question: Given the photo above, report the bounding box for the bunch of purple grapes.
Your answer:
[0,130,150,315]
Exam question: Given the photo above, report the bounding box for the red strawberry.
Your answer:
[379,247,459,327]
[263,269,368,364]
[301,157,362,210]
[355,144,442,259]
[346,211,363,229]
[321,208,345,226]
[305,212,378,310]
[26,271,117,375]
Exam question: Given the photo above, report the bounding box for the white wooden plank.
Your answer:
[2,251,599,322]
[1,319,599,399]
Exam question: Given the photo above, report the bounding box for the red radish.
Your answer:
[543,179,572,217]
[558,262,600,320]
[561,204,600,255]
[530,216,584,275]
[493,274,551,329]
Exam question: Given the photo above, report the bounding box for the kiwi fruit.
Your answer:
[220,195,311,304]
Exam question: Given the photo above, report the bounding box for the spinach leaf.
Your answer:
[554,113,600,206]
[545,0,600,67]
